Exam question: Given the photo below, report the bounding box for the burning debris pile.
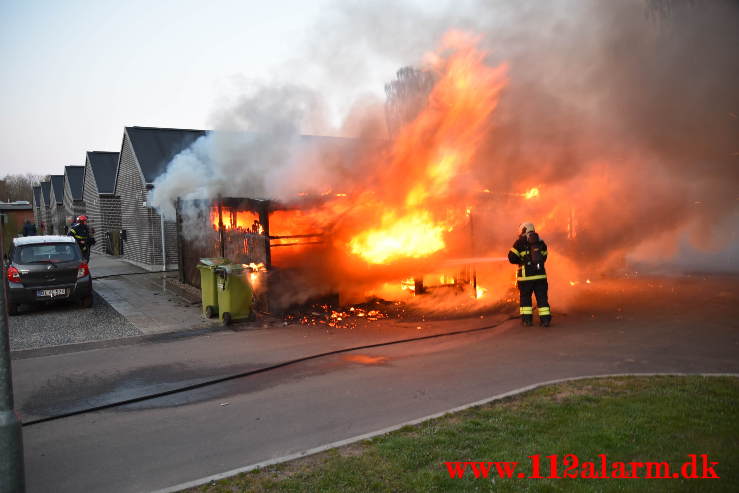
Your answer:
[284,301,399,329]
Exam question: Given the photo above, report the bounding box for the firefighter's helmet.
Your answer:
[77,215,88,223]
[519,222,535,235]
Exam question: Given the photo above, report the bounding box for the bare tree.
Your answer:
[384,66,437,136]
[0,174,42,203]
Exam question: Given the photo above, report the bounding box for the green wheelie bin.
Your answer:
[197,258,229,318]
[215,264,256,325]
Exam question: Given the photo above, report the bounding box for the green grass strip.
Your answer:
[187,375,738,492]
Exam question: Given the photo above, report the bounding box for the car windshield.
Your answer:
[17,243,79,263]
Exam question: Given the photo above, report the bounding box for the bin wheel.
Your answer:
[205,305,215,318]
[222,312,232,326]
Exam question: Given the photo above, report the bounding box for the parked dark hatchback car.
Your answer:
[5,235,92,315]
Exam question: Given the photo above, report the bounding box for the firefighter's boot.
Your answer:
[540,315,551,327]
[521,314,533,326]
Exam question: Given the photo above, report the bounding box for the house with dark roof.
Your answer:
[32,185,42,230]
[114,126,206,269]
[83,151,121,254]
[63,165,86,226]
[47,175,66,234]
[39,181,52,233]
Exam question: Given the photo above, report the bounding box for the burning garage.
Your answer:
[177,196,325,313]
[164,40,515,315]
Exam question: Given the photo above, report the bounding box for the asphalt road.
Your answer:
[8,291,141,351]
[15,275,739,493]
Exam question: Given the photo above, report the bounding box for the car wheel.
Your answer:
[80,294,93,309]
[222,312,232,326]
[8,303,19,316]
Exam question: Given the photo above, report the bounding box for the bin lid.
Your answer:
[216,263,246,274]
[199,257,230,266]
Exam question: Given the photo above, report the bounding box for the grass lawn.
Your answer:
[187,376,738,492]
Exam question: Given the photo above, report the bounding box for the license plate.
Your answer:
[37,288,67,298]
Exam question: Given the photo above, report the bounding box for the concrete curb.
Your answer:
[152,372,739,493]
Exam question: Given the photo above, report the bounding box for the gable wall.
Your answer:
[39,186,52,234]
[116,132,179,267]
[63,177,85,226]
[48,184,64,234]
[32,190,42,231]
[118,133,150,264]
[83,161,104,252]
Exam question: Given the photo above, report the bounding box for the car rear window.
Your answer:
[17,243,80,263]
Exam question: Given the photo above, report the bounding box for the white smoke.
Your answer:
[150,84,331,219]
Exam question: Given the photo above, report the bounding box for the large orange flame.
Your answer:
[210,207,262,233]
[347,31,508,264]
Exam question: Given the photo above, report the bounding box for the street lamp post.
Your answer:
[0,223,25,493]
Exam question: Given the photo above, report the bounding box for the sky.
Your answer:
[0,0,388,176]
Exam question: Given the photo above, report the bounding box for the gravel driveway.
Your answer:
[8,291,142,351]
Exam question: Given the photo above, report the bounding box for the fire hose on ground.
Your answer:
[21,315,517,428]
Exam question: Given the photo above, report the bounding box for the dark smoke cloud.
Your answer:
[466,0,739,270]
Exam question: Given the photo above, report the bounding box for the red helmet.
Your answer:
[77,215,88,223]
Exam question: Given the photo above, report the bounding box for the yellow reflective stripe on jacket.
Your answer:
[541,250,548,256]
[510,247,520,257]
[519,250,530,257]
[517,274,548,281]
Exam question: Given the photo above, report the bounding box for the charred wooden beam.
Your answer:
[258,204,271,270]
[270,241,324,248]
[217,197,225,258]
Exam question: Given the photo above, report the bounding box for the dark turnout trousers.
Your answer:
[518,279,550,318]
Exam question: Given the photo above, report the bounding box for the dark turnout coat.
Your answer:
[69,223,95,244]
[508,232,548,281]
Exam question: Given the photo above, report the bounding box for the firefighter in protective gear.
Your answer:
[507,222,551,327]
[68,215,95,260]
